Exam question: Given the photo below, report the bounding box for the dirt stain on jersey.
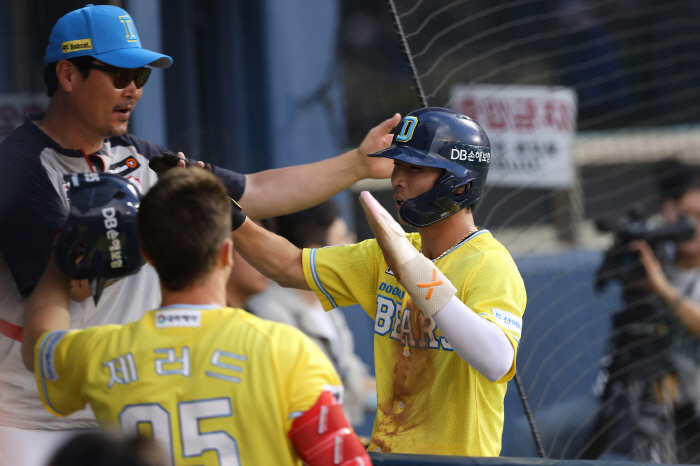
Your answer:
[371,299,437,452]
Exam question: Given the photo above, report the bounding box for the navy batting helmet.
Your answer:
[369,107,490,227]
[54,172,142,305]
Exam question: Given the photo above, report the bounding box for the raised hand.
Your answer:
[359,190,417,278]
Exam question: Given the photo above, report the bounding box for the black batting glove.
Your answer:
[148,152,211,175]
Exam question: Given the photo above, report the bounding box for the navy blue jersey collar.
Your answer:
[26,112,99,158]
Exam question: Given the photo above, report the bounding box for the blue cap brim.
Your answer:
[94,48,172,69]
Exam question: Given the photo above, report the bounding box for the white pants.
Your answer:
[0,425,94,466]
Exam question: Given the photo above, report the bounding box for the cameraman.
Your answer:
[634,161,700,464]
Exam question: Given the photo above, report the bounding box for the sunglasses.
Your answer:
[86,64,152,89]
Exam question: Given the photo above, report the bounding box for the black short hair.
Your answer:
[48,430,166,466]
[43,56,95,97]
[273,200,341,248]
[138,169,232,291]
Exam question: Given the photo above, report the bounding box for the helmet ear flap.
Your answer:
[54,225,83,279]
[399,171,459,227]
[398,170,482,227]
[447,175,480,206]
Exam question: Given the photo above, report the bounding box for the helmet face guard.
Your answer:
[54,173,142,305]
[369,107,490,227]
[399,169,482,227]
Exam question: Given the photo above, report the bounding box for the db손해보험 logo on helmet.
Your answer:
[54,172,143,305]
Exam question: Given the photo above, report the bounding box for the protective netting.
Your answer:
[349,0,700,462]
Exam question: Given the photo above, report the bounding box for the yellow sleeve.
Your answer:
[272,325,342,429]
[461,251,527,383]
[302,239,383,313]
[34,327,103,416]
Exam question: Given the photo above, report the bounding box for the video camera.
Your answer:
[595,208,695,290]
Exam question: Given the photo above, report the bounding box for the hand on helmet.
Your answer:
[357,113,401,179]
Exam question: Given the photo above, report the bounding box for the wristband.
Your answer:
[230,198,246,231]
[394,254,456,317]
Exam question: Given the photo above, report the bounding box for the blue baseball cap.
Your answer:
[44,4,172,69]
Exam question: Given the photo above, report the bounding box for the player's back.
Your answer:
[38,306,341,465]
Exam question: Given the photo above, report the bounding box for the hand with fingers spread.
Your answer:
[359,190,417,275]
[359,190,456,318]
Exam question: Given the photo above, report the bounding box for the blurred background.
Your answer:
[4,0,700,462]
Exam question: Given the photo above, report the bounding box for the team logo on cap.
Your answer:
[119,16,138,42]
[61,39,93,53]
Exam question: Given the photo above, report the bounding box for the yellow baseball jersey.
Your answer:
[303,229,526,456]
[35,306,342,466]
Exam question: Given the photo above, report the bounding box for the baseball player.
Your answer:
[233,107,527,456]
[22,169,370,466]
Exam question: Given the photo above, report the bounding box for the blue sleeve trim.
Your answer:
[38,330,69,416]
[309,249,337,308]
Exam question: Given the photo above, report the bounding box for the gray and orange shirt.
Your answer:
[0,113,245,429]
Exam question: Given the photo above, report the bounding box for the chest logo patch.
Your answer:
[110,157,141,177]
